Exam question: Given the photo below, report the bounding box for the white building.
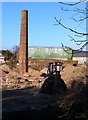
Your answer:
[0,53,5,63]
[72,50,88,64]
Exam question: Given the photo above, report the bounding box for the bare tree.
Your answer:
[55,0,88,53]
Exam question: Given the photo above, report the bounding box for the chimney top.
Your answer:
[22,10,28,12]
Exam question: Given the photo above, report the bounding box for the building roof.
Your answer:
[28,46,62,49]
[73,50,88,57]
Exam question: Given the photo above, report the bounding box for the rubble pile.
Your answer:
[0,62,87,90]
[0,64,45,90]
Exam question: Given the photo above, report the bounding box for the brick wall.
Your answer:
[19,10,28,77]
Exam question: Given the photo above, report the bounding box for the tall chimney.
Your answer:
[19,10,28,77]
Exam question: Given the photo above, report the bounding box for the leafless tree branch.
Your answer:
[72,16,88,22]
[74,7,87,14]
[68,35,88,42]
[59,2,81,6]
[68,35,88,45]
[74,34,85,37]
[54,17,88,36]
[55,1,88,53]
[61,42,88,54]
[61,7,87,14]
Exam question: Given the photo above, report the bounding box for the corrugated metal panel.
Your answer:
[28,46,72,58]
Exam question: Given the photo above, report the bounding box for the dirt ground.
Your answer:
[1,59,88,120]
[0,58,88,90]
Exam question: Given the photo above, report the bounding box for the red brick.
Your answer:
[19,10,28,77]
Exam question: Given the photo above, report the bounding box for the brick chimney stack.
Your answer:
[19,10,28,77]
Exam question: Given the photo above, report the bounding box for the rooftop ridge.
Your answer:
[28,46,62,48]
